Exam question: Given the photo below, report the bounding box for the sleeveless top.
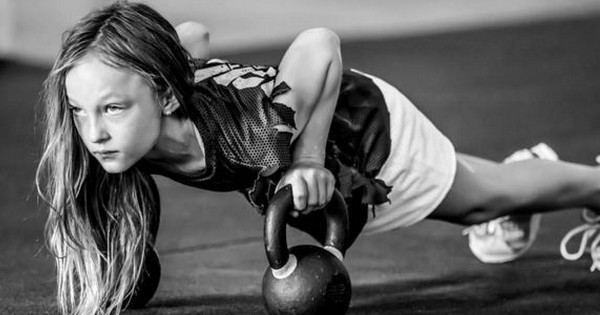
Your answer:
[167,59,392,214]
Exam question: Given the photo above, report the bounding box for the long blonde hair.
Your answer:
[36,2,192,314]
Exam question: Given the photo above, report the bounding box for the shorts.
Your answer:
[356,71,457,234]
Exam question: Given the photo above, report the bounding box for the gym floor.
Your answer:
[2,14,600,315]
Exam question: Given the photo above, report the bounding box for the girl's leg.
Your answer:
[429,153,600,225]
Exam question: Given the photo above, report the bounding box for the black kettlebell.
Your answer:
[262,185,352,315]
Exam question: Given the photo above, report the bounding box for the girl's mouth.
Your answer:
[95,150,118,158]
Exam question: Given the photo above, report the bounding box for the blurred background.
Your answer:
[2,0,600,65]
[3,1,600,314]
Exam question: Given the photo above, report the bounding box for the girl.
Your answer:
[36,1,600,314]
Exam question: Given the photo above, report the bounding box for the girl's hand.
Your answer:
[275,160,335,217]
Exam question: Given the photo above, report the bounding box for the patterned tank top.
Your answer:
[169,59,392,213]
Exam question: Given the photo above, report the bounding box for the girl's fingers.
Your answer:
[305,173,334,213]
[305,175,320,212]
[277,167,336,216]
[303,173,336,214]
[326,175,335,205]
[317,175,328,208]
[291,179,308,212]
[313,175,334,213]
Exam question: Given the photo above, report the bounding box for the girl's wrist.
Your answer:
[292,155,325,166]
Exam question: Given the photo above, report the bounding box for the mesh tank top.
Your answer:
[173,59,392,213]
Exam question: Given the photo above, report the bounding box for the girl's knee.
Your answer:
[432,160,516,225]
[435,194,505,225]
[458,198,508,225]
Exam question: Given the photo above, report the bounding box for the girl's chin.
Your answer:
[98,160,134,174]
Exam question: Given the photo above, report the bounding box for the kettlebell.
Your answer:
[262,185,352,315]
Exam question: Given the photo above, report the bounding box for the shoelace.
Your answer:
[560,209,600,272]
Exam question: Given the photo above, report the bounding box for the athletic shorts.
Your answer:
[356,71,457,234]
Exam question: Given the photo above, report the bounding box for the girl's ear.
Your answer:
[162,93,180,116]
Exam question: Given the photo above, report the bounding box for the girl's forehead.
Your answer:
[65,54,150,103]
[68,54,139,84]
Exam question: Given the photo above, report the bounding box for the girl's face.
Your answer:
[65,54,164,173]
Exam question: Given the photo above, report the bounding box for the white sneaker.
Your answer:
[463,143,559,263]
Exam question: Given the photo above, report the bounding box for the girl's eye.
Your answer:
[68,105,85,116]
[105,104,124,115]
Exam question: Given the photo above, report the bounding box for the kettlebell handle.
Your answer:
[264,185,349,270]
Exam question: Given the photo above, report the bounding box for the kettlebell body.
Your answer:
[262,186,352,315]
[263,245,351,315]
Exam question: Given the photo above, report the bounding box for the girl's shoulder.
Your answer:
[190,58,278,87]
[186,58,294,184]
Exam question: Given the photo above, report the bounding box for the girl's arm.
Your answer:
[176,21,210,59]
[272,28,343,215]
[177,25,342,214]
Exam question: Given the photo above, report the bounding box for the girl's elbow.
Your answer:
[296,28,341,56]
[176,21,210,59]
[176,21,209,42]
[303,28,340,48]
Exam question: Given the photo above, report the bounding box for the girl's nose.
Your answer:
[88,118,110,143]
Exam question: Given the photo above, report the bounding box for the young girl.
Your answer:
[36,1,600,314]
